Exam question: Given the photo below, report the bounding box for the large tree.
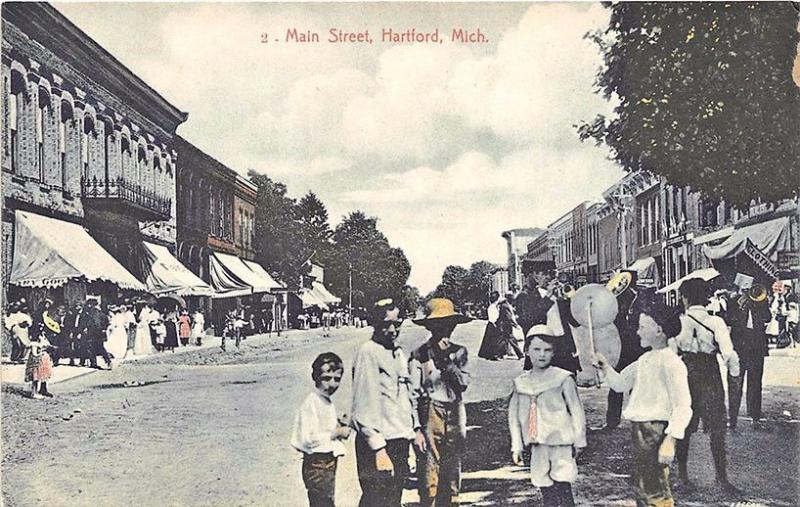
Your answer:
[323,211,411,308]
[432,265,470,307]
[295,191,333,262]
[248,171,304,288]
[579,2,800,208]
[431,261,500,313]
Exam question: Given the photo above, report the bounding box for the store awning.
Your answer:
[9,210,145,290]
[242,259,286,292]
[311,281,341,304]
[208,252,252,298]
[657,268,720,294]
[138,242,214,297]
[704,217,792,262]
[301,290,327,309]
[626,256,660,289]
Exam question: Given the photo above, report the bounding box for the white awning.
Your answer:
[208,252,252,298]
[9,210,145,290]
[138,242,214,297]
[627,256,660,289]
[242,259,286,292]
[657,268,720,294]
[301,290,327,309]
[311,281,341,304]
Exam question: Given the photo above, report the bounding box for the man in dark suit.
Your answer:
[63,302,84,366]
[80,299,111,369]
[727,285,772,431]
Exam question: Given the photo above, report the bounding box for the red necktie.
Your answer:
[528,398,538,440]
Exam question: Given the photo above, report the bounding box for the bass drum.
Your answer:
[572,324,621,387]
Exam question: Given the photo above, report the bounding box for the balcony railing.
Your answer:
[82,175,171,220]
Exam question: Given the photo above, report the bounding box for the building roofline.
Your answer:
[4,3,187,132]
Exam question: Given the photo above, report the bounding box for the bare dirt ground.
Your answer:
[2,322,798,506]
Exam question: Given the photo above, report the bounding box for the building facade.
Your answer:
[174,136,238,280]
[501,227,543,289]
[2,3,186,304]
[233,175,256,261]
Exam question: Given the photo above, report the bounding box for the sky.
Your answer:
[54,2,625,293]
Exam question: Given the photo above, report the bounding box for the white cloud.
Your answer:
[55,3,621,293]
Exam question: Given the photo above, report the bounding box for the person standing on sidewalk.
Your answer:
[351,298,417,507]
[81,299,112,370]
[727,285,772,431]
[671,279,740,494]
[409,298,471,506]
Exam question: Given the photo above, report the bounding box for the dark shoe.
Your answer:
[40,391,54,398]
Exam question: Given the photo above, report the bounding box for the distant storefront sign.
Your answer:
[777,252,800,271]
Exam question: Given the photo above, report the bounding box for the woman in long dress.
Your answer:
[105,306,129,362]
[191,310,205,346]
[133,304,156,356]
[163,308,179,351]
[178,310,191,346]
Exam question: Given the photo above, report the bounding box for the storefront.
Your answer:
[8,210,146,310]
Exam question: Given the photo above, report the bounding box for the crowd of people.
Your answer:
[296,306,369,331]
[3,296,213,399]
[291,269,791,507]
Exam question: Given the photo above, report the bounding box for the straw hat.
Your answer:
[413,298,472,325]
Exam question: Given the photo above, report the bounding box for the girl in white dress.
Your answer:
[134,304,156,356]
[191,310,206,346]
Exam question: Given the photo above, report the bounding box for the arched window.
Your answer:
[8,75,23,173]
[36,88,51,181]
[81,115,95,179]
[136,144,146,187]
[59,100,73,189]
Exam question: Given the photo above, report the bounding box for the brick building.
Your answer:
[2,3,186,308]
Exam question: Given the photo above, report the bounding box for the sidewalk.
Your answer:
[0,328,306,385]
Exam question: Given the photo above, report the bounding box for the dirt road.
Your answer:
[2,322,798,506]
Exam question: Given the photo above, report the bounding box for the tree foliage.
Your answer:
[579,2,800,208]
[249,174,413,305]
[248,171,304,288]
[431,261,501,314]
[322,211,412,308]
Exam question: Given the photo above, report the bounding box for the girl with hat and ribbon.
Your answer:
[508,324,586,506]
[409,298,471,506]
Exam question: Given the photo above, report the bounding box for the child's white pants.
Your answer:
[529,444,577,487]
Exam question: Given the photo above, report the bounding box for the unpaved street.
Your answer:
[3,322,799,506]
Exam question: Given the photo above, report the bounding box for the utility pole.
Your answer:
[614,187,633,269]
[348,262,353,326]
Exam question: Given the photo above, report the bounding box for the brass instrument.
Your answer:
[739,284,768,308]
[546,280,576,300]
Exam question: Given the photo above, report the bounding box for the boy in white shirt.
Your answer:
[595,296,692,507]
[291,352,350,507]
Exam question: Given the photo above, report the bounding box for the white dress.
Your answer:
[106,312,129,360]
[191,312,205,341]
[133,308,156,356]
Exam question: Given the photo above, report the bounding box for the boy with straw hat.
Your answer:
[410,298,471,507]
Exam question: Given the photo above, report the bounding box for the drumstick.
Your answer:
[587,300,601,388]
